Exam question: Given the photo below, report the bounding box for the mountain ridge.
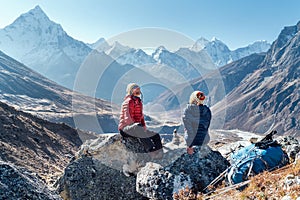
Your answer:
[212,21,300,135]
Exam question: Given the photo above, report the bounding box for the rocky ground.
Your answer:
[0,161,62,200]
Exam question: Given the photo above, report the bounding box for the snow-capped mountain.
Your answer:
[150,46,202,80]
[88,40,156,67]
[95,43,212,85]
[201,37,232,66]
[190,37,271,67]
[113,48,156,66]
[105,41,132,59]
[232,40,271,59]
[0,5,92,89]
[0,6,157,104]
[92,37,270,85]
[190,37,210,52]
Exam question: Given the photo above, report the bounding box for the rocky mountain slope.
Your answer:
[0,101,82,187]
[0,161,62,200]
[212,21,300,136]
[0,50,119,133]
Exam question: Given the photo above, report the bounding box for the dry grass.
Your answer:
[175,160,300,200]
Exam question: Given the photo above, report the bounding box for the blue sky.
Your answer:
[1,0,300,50]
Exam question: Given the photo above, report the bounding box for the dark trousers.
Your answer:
[120,123,162,152]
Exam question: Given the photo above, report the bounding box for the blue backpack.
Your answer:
[227,133,289,185]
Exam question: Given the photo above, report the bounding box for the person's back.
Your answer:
[182,91,211,154]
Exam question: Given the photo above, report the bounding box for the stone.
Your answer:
[136,145,230,200]
[277,136,300,162]
[56,156,146,200]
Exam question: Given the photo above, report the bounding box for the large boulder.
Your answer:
[56,134,152,200]
[76,134,154,174]
[56,156,146,200]
[136,146,230,200]
[0,160,61,200]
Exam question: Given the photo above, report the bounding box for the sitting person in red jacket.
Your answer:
[119,83,163,157]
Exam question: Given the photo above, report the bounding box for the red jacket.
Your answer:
[118,95,146,130]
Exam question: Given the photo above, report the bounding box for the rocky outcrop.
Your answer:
[136,146,229,200]
[0,160,61,200]
[57,133,228,200]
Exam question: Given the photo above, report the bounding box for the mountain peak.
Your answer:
[5,5,56,32]
[24,5,49,21]
[211,37,219,41]
[191,37,209,51]
[110,41,131,52]
[87,37,111,51]
[30,5,44,14]
[197,37,209,42]
[211,37,226,45]
[157,45,166,51]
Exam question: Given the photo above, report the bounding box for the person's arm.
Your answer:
[202,106,212,129]
[124,99,135,125]
[141,115,146,130]
[140,101,146,130]
[182,106,195,148]
[207,107,212,128]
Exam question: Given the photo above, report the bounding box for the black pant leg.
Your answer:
[149,133,163,150]
[139,137,155,152]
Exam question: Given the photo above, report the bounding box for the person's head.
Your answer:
[189,91,205,105]
[126,83,141,97]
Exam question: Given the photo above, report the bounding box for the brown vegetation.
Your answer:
[175,160,300,200]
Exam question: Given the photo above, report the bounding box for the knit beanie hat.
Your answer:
[126,83,140,95]
[189,91,205,105]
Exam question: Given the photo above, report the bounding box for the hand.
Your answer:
[143,126,147,131]
[187,147,194,155]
